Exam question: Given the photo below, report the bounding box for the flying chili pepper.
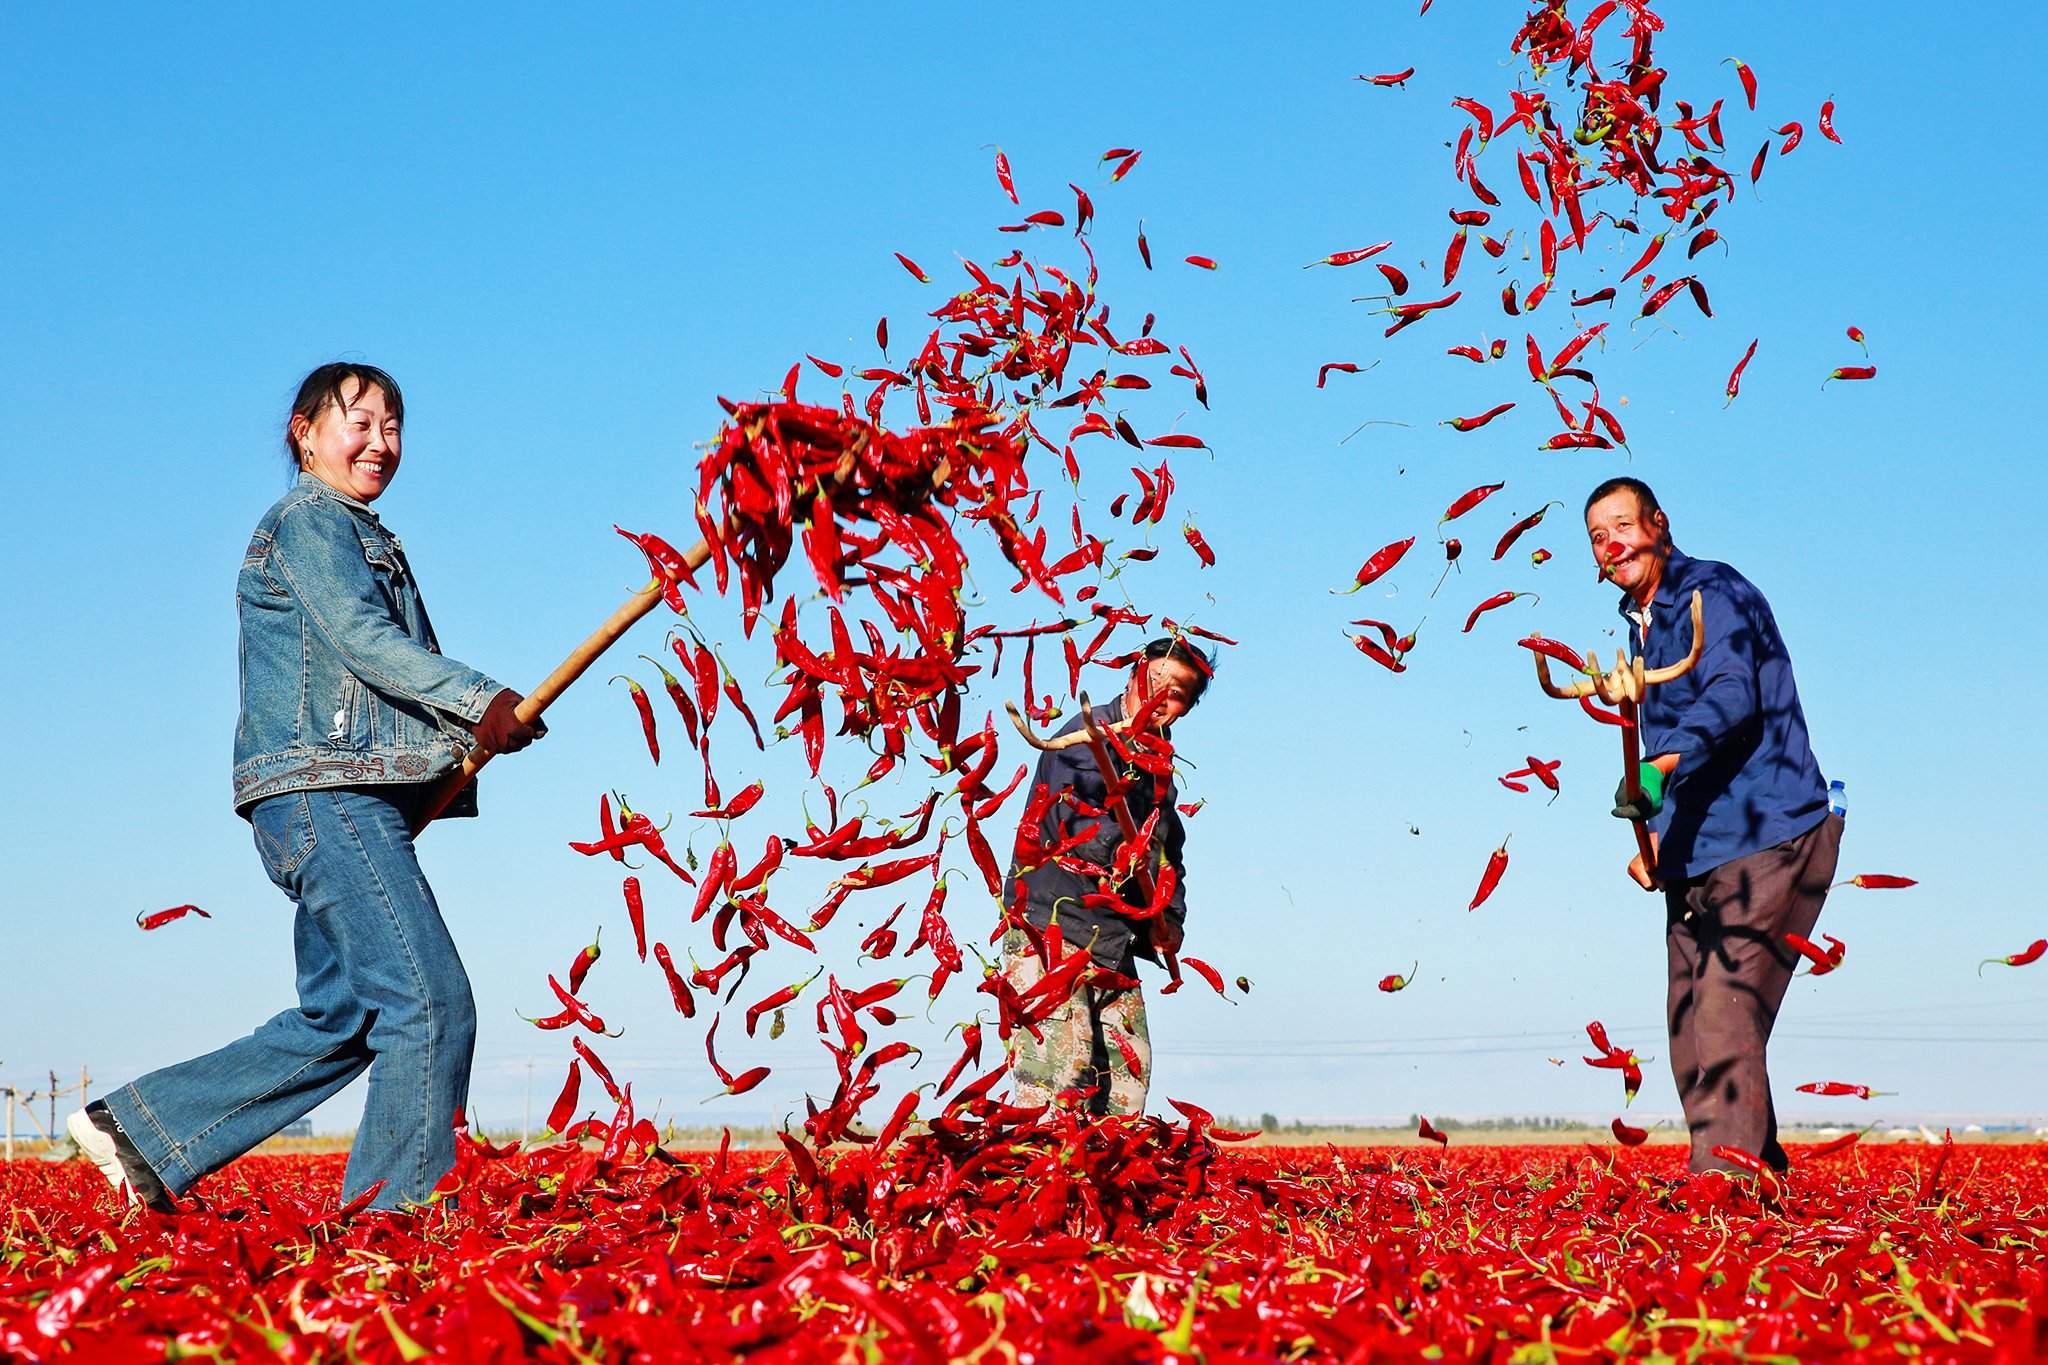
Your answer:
[1180,957,1230,998]
[1182,521,1215,567]
[893,252,929,283]
[1785,932,1846,976]
[1611,1118,1648,1147]
[653,942,695,1018]
[544,1060,581,1134]
[1819,98,1842,143]
[611,675,659,764]
[1774,121,1803,155]
[641,653,700,751]
[1462,590,1536,633]
[1336,536,1415,594]
[1796,1082,1892,1100]
[1377,961,1418,993]
[137,904,210,931]
[1846,325,1868,354]
[1377,263,1409,294]
[1749,139,1769,185]
[1111,149,1142,181]
[1317,362,1371,388]
[573,1035,621,1103]
[1725,57,1758,110]
[1349,632,1407,673]
[1724,338,1759,407]
[1136,220,1152,270]
[567,926,602,992]
[1834,873,1915,889]
[1430,537,1463,597]
[695,780,766,821]
[620,877,647,962]
[1499,776,1530,793]
[1824,365,1876,386]
[702,1014,770,1101]
[1620,232,1665,282]
[1492,502,1558,560]
[1979,939,2047,975]
[1363,67,1415,86]
[1184,255,1218,270]
[1469,834,1511,911]
[1444,402,1516,432]
[1417,1116,1449,1148]
[1440,482,1505,527]
[744,966,825,1037]
[1305,242,1393,268]
[1531,548,1551,565]
[994,148,1018,204]
[1442,227,1468,285]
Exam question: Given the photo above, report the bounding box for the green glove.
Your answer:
[1612,760,1666,821]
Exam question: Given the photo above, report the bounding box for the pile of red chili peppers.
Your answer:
[9,1120,2048,1358]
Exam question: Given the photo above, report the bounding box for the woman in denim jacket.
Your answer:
[68,363,543,1212]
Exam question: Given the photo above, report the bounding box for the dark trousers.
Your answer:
[1664,813,1842,1174]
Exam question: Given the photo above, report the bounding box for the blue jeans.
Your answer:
[102,788,476,1210]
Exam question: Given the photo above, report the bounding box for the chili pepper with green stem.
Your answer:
[568,926,603,991]
[1377,961,1418,993]
[137,904,210,931]
[1979,939,2047,975]
[1463,590,1537,632]
[1469,835,1511,910]
[1493,502,1560,560]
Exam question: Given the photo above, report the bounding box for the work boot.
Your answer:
[65,1102,176,1213]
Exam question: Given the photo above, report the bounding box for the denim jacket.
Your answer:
[231,473,503,818]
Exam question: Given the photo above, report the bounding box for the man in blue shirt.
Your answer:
[1585,477,1842,1176]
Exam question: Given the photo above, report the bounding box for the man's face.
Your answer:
[1124,657,1202,731]
[1584,489,1669,597]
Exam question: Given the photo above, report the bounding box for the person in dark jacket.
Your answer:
[1586,476,1841,1176]
[1000,638,1208,1115]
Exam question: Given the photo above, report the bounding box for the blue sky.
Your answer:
[5,3,2045,1140]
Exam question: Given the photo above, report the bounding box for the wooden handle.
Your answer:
[1619,698,1657,881]
[413,537,718,833]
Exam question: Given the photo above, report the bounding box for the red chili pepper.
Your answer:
[1443,403,1515,432]
[1835,873,1915,890]
[1805,1130,1862,1158]
[573,1035,621,1102]
[1493,501,1559,560]
[1723,338,1760,407]
[1377,961,1417,993]
[620,877,647,962]
[1620,232,1666,283]
[1462,590,1536,633]
[1469,835,1511,910]
[1538,430,1613,451]
[745,966,824,1037]
[1110,149,1142,181]
[892,251,928,283]
[1363,67,1415,86]
[1785,931,1846,976]
[1725,56,1758,110]
[653,942,695,1017]
[1136,219,1152,270]
[1068,182,1093,235]
[1824,365,1876,386]
[1440,481,1505,525]
[1337,536,1416,595]
[1979,939,2047,975]
[1317,362,1371,388]
[1446,344,1486,363]
[1441,227,1467,285]
[137,904,210,931]
[1580,694,1631,727]
[642,652,701,751]
[544,1059,581,1134]
[1377,262,1410,294]
[1180,956,1229,996]
[1306,241,1394,269]
[1417,1116,1449,1148]
[1796,1081,1891,1100]
[994,147,1018,204]
[875,315,888,352]
[610,675,659,764]
[1775,121,1803,155]
[1749,139,1769,185]
[1182,521,1215,567]
[1611,1117,1648,1146]
[567,926,603,992]
[1570,287,1615,306]
[695,780,765,821]
[1349,632,1407,674]
[1819,98,1842,143]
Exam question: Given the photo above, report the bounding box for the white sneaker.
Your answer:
[65,1104,175,1212]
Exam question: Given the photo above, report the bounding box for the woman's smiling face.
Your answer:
[295,376,401,502]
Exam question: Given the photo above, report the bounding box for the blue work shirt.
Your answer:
[1619,548,1828,879]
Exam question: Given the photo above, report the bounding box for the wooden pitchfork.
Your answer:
[1006,693,1181,980]
[1530,588,1705,883]
[411,436,941,832]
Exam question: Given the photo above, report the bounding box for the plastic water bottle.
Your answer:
[1828,779,1848,819]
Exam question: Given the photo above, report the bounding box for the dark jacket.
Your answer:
[1621,547,1828,879]
[1002,696,1190,969]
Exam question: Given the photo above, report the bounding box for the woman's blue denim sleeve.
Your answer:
[267,502,499,723]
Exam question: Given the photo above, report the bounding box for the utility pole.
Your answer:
[4,1085,14,1162]
[48,1070,57,1140]
[79,1065,91,1110]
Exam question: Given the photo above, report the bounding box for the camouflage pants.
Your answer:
[1001,929,1151,1116]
